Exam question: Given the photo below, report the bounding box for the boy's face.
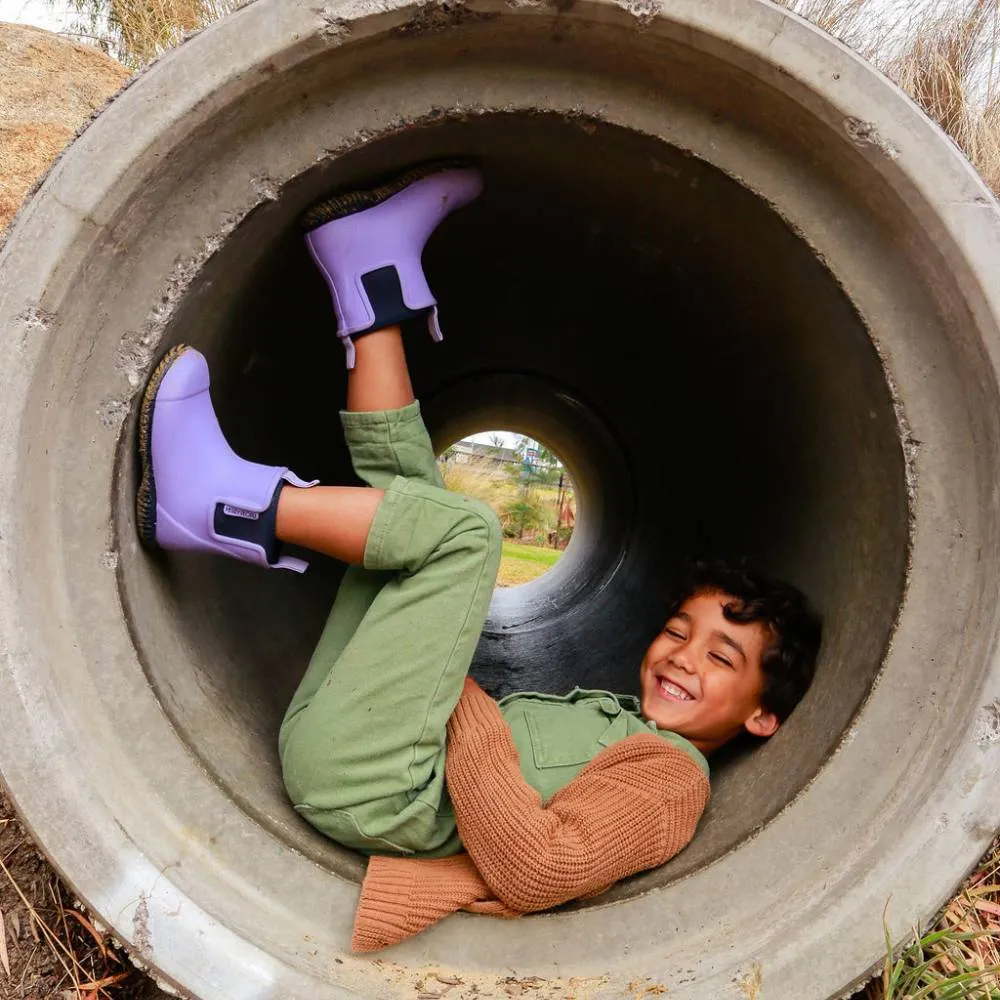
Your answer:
[639,589,779,753]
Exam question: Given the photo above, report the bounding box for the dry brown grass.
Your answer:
[887,0,1000,193]
[0,121,73,230]
[776,0,891,60]
[776,0,1000,195]
[0,22,129,233]
[439,458,516,509]
[440,457,571,546]
[65,0,246,66]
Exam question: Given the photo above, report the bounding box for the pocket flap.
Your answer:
[524,700,628,769]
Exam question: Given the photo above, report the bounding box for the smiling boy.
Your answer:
[642,590,778,752]
[640,563,819,754]
[135,162,821,952]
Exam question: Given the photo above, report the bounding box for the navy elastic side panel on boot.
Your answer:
[214,481,285,565]
[357,266,433,337]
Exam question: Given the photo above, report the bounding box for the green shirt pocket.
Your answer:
[500,688,709,804]
[524,703,608,769]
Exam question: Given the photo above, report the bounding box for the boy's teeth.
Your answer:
[660,679,693,701]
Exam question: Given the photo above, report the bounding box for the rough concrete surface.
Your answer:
[1,1,999,998]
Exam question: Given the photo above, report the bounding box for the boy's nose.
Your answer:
[669,649,697,673]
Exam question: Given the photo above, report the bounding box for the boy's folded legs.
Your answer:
[279,477,502,857]
[138,161,494,858]
[136,345,501,858]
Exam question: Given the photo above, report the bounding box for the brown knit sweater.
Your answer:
[352,678,710,952]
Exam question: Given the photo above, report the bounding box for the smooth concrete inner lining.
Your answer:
[121,112,908,891]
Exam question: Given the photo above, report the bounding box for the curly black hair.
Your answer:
[663,559,822,723]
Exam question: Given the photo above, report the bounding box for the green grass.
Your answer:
[497,541,563,587]
[502,542,562,566]
[871,920,1000,999]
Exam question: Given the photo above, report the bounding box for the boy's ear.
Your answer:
[744,707,780,739]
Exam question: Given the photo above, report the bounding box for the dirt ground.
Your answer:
[0,788,169,1000]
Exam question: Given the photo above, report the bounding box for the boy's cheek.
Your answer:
[640,639,664,669]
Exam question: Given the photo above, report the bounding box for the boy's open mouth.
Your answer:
[657,677,695,702]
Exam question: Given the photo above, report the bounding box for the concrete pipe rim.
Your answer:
[1,1,1000,998]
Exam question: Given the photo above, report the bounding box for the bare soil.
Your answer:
[0,787,169,1000]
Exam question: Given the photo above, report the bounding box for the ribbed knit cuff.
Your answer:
[352,854,492,953]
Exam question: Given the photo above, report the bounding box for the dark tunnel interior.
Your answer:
[121,111,908,891]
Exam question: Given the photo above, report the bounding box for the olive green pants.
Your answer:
[278,402,501,858]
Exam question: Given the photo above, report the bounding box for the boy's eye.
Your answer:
[663,627,685,639]
[710,652,734,668]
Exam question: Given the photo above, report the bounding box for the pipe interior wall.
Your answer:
[4,4,1000,996]
[123,111,907,888]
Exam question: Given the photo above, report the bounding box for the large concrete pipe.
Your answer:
[2,1,1000,997]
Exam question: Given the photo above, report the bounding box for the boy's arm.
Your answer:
[445,678,710,914]
[352,853,512,952]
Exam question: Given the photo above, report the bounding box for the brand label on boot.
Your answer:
[223,504,260,521]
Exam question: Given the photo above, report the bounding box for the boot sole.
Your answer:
[135,343,191,549]
[301,157,476,232]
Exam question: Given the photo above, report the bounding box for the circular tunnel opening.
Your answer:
[120,110,907,894]
[437,428,577,588]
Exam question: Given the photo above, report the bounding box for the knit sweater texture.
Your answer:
[352,678,711,951]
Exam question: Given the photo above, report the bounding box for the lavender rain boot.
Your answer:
[302,160,483,368]
[135,345,318,572]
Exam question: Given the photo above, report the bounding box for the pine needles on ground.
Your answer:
[0,789,160,999]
